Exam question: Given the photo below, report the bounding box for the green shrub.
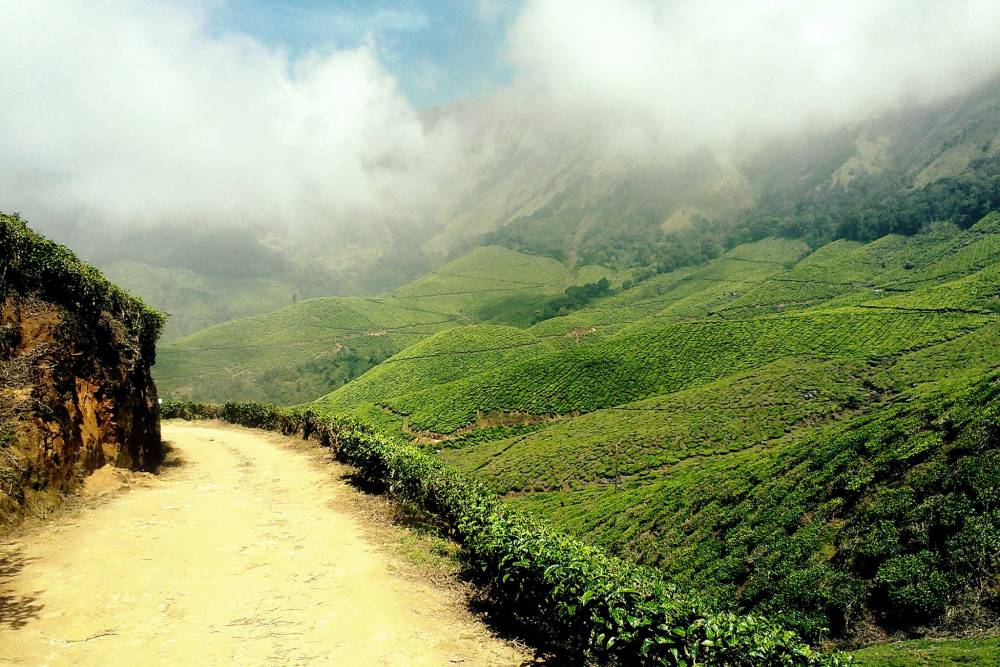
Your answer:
[160,401,221,421]
[875,552,949,620]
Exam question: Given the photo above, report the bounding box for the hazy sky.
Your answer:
[1,0,999,235]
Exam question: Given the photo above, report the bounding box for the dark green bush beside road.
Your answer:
[163,399,849,666]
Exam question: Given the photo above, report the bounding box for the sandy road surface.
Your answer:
[1,421,528,666]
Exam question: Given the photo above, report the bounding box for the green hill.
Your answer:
[155,246,620,403]
[507,371,999,640]
[318,224,995,432]
[101,260,310,341]
[310,215,1000,648]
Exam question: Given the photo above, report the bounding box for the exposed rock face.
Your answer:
[1,213,163,526]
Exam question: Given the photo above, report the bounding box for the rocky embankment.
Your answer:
[0,213,163,527]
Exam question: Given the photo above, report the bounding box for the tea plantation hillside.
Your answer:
[312,215,1000,651]
[508,372,1000,641]
[156,246,622,403]
[101,260,312,341]
[317,222,997,431]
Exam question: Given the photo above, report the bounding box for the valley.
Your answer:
[138,122,1000,659]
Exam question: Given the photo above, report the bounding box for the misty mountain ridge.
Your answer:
[78,76,999,341]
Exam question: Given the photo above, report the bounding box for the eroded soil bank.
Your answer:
[0,421,528,666]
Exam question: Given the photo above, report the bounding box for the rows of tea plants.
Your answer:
[316,325,559,415]
[610,239,808,321]
[876,218,1000,287]
[162,399,849,666]
[720,220,1000,317]
[383,308,985,433]
[158,245,618,404]
[867,263,1000,312]
[155,294,460,403]
[439,358,877,493]
[443,319,1000,495]
[878,321,1000,392]
[387,246,570,320]
[509,371,1000,642]
[523,239,807,334]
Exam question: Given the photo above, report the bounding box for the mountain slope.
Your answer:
[311,215,1000,643]
[155,246,621,404]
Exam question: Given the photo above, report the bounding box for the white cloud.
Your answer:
[0,0,456,229]
[508,0,1000,147]
[2,0,999,242]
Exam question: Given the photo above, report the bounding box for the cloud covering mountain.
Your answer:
[1,0,998,237]
[509,0,1000,147]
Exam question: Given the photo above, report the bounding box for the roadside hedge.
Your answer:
[0,212,164,353]
[162,399,851,666]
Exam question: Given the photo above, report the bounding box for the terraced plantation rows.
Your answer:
[508,373,1000,641]
[324,307,985,433]
[438,358,879,492]
[305,216,1000,657]
[155,295,458,404]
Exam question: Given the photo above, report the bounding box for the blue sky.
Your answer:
[208,0,521,107]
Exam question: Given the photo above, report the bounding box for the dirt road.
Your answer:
[0,421,528,666]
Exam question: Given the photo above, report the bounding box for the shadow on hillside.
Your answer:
[0,546,43,630]
[340,470,592,666]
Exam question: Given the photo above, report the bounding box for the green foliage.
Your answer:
[734,155,1000,246]
[383,308,983,433]
[873,552,949,619]
[170,401,849,666]
[315,225,997,438]
[440,358,876,493]
[306,221,1000,645]
[431,423,545,450]
[155,296,455,404]
[160,400,221,420]
[487,204,728,274]
[157,246,613,404]
[316,324,559,418]
[0,212,164,353]
[533,277,612,322]
[510,373,1000,640]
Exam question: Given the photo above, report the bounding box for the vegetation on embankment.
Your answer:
[163,399,851,666]
[0,213,164,350]
[1,212,164,527]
